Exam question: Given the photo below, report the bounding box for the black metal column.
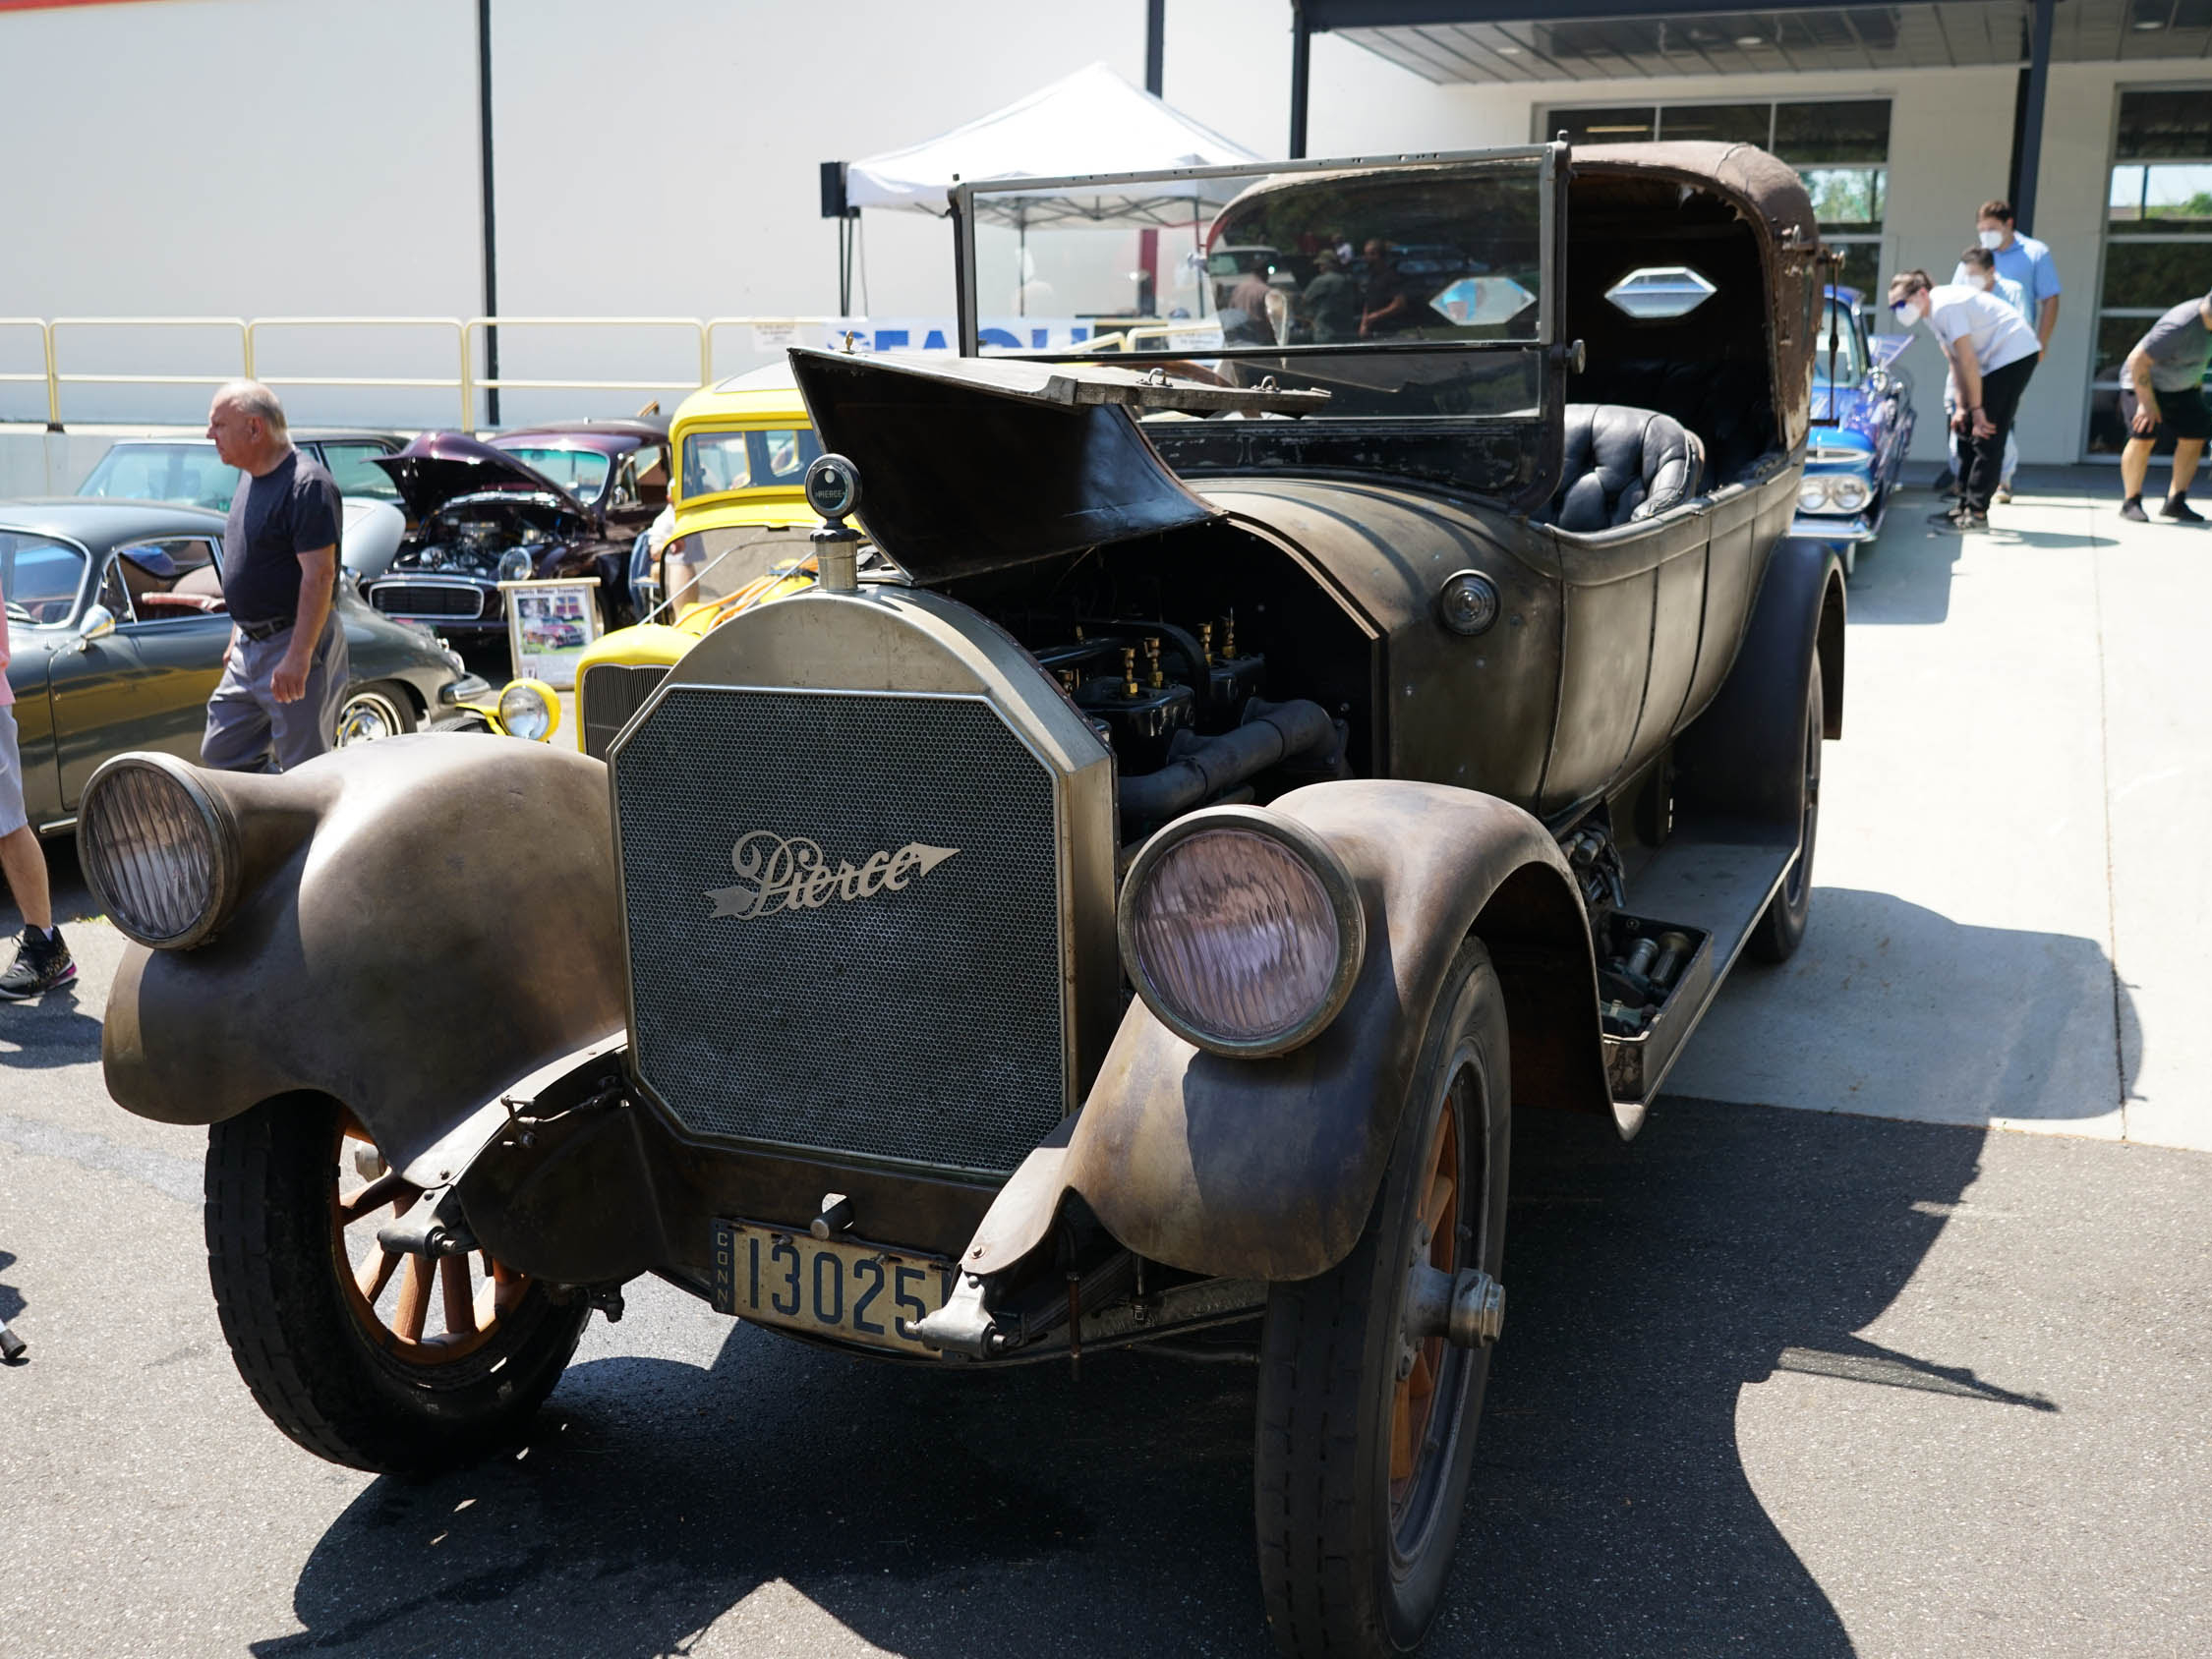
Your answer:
[1290,2,1311,159]
[477,0,499,429]
[1145,0,1165,94]
[2012,0,2055,233]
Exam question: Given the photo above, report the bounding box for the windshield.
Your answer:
[491,444,611,499]
[0,531,90,626]
[679,426,823,501]
[78,443,241,511]
[960,154,1552,428]
[1814,299,1866,388]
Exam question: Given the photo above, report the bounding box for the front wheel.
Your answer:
[333,680,417,747]
[1746,651,1824,964]
[204,1095,588,1474]
[1254,938,1511,1658]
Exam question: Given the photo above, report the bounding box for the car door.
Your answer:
[46,538,231,806]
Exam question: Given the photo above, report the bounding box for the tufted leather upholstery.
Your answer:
[1540,404,1704,533]
[1578,360,1775,484]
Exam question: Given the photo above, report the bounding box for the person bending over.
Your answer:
[2117,290,2212,525]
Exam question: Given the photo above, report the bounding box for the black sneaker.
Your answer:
[2121,497,2150,523]
[0,927,75,1000]
[2161,494,2204,524]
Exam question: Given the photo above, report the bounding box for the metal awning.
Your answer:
[1304,1,2212,84]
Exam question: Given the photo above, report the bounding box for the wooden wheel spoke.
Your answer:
[356,1247,401,1304]
[1409,1345,1436,1402]
[392,1254,432,1344]
[438,1254,478,1339]
[337,1170,412,1224]
[1422,1171,1456,1243]
[1390,1390,1418,1483]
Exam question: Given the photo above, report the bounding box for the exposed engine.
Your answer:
[953,534,1358,840]
[392,498,571,578]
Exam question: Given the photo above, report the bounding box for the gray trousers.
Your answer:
[201,618,350,773]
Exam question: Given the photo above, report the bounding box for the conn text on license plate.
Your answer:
[712,1220,953,1355]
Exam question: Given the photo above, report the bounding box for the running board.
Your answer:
[1601,818,1798,1108]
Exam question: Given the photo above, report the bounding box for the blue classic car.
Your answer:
[1790,288,1915,574]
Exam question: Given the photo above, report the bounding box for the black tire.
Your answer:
[1746,651,1824,964]
[333,680,417,747]
[1254,938,1512,1658]
[205,1094,588,1474]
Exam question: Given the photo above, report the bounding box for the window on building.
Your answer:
[2089,87,2212,455]
[1548,98,1891,295]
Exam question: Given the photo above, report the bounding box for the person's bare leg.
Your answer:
[2170,437,2206,500]
[2122,435,2156,500]
[0,826,52,932]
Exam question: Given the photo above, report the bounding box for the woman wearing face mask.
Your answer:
[1943,247,2031,503]
[1888,268,2041,532]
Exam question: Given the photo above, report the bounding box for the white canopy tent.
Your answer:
[842,62,1261,224]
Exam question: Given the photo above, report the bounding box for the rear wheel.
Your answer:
[204,1095,588,1474]
[1254,939,1511,1657]
[1747,651,1824,964]
[333,680,416,747]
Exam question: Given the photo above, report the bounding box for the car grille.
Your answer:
[579,662,669,760]
[371,583,488,620]
[611,685,1065,1176]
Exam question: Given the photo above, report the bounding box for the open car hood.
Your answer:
[372,433,592,524]
[786,347,1325,584]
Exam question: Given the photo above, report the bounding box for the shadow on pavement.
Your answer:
[0,1247,22,1325]
[256,1101,2028,1658]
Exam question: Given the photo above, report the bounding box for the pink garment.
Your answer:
[0,605,12,707]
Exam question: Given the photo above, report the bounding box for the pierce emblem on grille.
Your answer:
[706,830,960,921]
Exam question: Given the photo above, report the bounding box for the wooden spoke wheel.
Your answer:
[333,1113,527,1365]
[1255,939,1511,1659]
[204,1094,590,1475]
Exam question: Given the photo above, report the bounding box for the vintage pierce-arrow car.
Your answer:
[92,142,1844,1658]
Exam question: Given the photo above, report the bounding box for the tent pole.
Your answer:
[1289,1,1310,160]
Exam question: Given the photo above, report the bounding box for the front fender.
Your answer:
[100,735,622,1185]
[966,779,1608,1284]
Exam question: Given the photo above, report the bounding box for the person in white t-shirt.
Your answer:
[1946,246,2031,501]
[1888,267,2041,531]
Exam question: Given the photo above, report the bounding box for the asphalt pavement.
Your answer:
[3,469,2209,1657]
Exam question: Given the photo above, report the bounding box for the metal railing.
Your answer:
[0,315,838,432]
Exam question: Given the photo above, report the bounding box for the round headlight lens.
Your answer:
[1828,474,1871,512]
[1119,809,1365,1058]
[77,755,237,949]
[498,679,559,743]
[1797,475,1834,512]
[496,547,535,583]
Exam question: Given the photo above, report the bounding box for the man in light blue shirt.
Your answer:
[1976,198,2061,350]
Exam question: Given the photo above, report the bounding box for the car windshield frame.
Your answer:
[0,528,94,629]
[77,442,243,513]
[1814,296,1867,390]
[952,146,1559,369]
[489,443,614,501]
[678,424,824,503]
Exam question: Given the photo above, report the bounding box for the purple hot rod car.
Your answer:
[364,419,670,640]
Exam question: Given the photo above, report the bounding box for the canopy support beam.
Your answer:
[2012,0,2056,233]
[1290,2,1311,159]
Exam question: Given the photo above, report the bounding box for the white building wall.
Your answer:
[2,0,2210,460]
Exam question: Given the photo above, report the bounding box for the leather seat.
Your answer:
[1579,360,1775,484]
[1540,404,1703,533]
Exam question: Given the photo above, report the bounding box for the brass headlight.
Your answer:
[77,754,240,949]
[1118,806,1365,1058]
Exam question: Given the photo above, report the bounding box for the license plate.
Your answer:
[711,1219,954,1355]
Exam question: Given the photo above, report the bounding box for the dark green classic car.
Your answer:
[0,499,485,833]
